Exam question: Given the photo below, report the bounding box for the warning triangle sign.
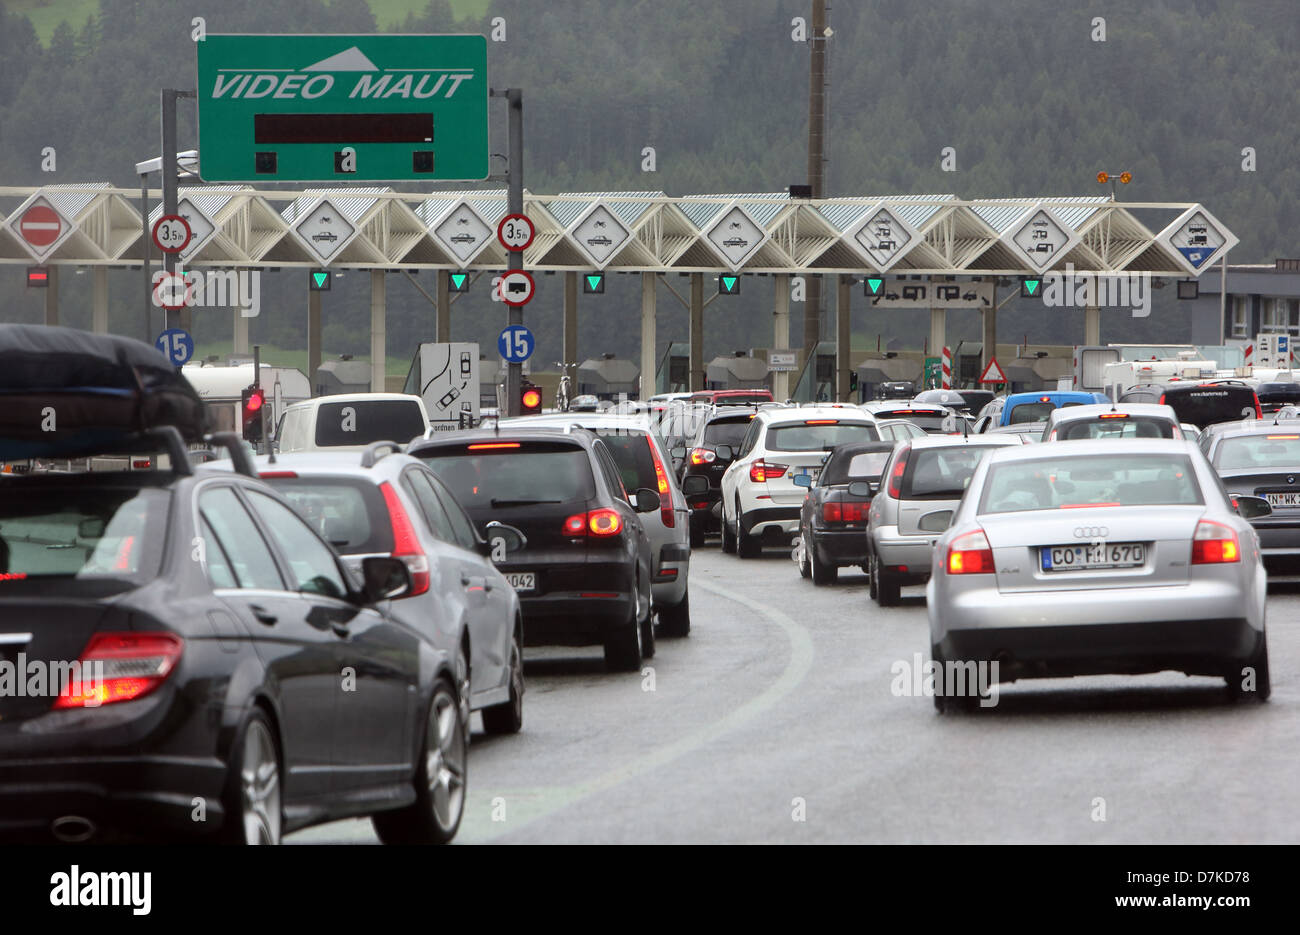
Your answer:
[978,357,1007,384]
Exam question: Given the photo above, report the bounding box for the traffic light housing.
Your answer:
[520,381,542,415]
[583,273,605,294]
[241,385,266,442]
[309,270,331,291]
[719,274,740,295]
[449,271,470,292]
[1020,277,1042,299]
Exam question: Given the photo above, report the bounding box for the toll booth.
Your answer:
[578,354,640,400]
[315,355,370,396]
[656,341,690,394]
[705,351,770,390]
[791,342,838,403]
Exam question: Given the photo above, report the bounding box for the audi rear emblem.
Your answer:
[1073,526,1108,538]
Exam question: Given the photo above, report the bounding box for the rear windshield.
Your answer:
[1256,384,1300,404]
[260,478,391,554]
[822,449,891,485]
[417,443,596,509]
[1007,402,1055,424]
[901,446,1001,500]
[710,394,772,405]
[1215,433,1300,470]
[0,486,168,588]
[589,430,658,492]
[1162,386,1258,428]
[1119,390,1162,405]
[980,453,1203,513]
[766,421,880,451]
[872,410,950,433]
[703,417,753,447]
[314,400,427,447]
[1056,417,1176,440]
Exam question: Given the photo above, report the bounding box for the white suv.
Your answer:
[719,406,883,558]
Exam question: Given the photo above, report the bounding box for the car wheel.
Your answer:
[873,554,900,606]
[481,631,524,735]
[372,676,466,844]
[868,551,879,601]
[736,501,761,558]
[455,644,471,747]
[1225,633,1271,702]
[689,514,705,549]
[810,539,838,585]
[932,644,948,713]
[721,507,737,554]
[219,708,282,844]
[638,579,656,660]
[798,533,811,579]
[658,587,691,637]
[603,589,644,671]
[931,643,977,713]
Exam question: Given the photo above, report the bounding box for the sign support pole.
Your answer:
[690,273,704,392]
[92,268,108,334]
[773,274,791,401]
[640,272,656,401]
[494,88,525,417]
[436,270,451,343]
[307,289,321,388]
[982,281,998,378]
[44,265,58,327]
[160,88,195,333]
[564,272,578,374]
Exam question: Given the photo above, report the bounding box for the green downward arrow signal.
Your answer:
[587,275,602,290]
[867,278,883,293]
[1024,279,1040,295]
[722,276,737,292]
[451,273,467,289]
[312,272,328,288]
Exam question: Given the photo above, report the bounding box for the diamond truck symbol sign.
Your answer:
[1008,206,1078,272]
[851,207,917,271]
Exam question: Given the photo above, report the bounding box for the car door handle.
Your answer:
[248,604,277,625]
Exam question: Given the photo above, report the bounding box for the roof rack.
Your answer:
[360,440,402,469]
[205,432,256,477]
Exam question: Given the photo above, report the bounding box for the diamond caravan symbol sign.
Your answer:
[1155,206,1238,275]
[1008,206,1079,273]
[290,197,357,264]
[4,193,76,263]
[704,205,767,270]
[196,34,489,182]
[570,204,631,269]
[431,200,493,265]
[850,206,917,271]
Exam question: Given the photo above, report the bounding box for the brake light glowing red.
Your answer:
[886,446,910,498]
[1192,520,1240,564]
[563,509,624,537]
[53,632,184,709]
[804,419,838,425]
[749,459,788,483]
[468,442,520,450]
[647,439,675,528]
[258,471,299,479]
[689,447,716,465]
[563,514,587,535]
[946,530,995,575]
[379,482,430,596]
[1099,413,1129,419]
[822,501,866,524]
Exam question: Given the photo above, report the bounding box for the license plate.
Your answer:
[505,572,536,592]
[1041,543,1145,571]
[800,468,821,482]
[1264,492,1300,507]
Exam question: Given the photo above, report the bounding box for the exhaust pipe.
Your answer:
[51,815,96,843]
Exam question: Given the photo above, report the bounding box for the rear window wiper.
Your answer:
[490,498,563,507]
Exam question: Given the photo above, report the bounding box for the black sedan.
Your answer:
[1200,419,1300,570]
[0,436,466,845]
[673,408,757,545]
[794,441,895,584]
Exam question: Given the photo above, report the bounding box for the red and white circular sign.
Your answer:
[499,270,536,307]
[152,214,192,254]
[19,204,62,248]
[497,213,535,251]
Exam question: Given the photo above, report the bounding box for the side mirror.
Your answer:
[792,473,812,488]
[483,521,528,556]
[1235,495,1273,519]
[671,446,687,459]
[633,488,661,513]
[713,445,734,460]
[847,481,874,498]
[681,475,709,496]
[360,556,412,603]
[917,510,953,533]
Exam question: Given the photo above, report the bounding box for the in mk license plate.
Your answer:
[1041,543,1145,571]
[506,572,536,592]
[1264,492,1300,507]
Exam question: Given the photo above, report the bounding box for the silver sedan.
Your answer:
[926,439,1271,711]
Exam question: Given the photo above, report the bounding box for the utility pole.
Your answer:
[160,88,195,333]
[804,0,830,358]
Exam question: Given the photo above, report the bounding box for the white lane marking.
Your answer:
[464,576,815,842]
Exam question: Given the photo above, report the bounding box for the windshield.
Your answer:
[703,418,752,447]
[314,400,427,447]
[261,478,390,554]
[901,446,1000,499]
[1163,387,1258,428]
[821,449,891,485]
[979,453,1203,513]
[0,486,168,587]
[1057,417,1175,440]
[589,430,658,492]
[1215,433,1300,470]
[418,443,596,509]
[872,411,950,433]
[766,422,879,451]
[1008,402,1055,424]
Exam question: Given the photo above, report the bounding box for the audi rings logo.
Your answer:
[1074,526,1108,538]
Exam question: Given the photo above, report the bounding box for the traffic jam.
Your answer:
[0,321,1285,851]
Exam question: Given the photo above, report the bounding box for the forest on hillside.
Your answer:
[0,0,1295,366]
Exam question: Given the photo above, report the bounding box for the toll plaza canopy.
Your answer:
[0,186,1237,278]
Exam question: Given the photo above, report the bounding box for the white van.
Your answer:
[276,392,431,453]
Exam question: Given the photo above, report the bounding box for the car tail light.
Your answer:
[886,445,911,498]
[749,459,788,483]
[822,501,867,524]
[804,419,838,425]
[1191,520,1240,564]
[379,482,430,596]
[259,471,299,479]
[1099,413,1129,419]
[467,442,520,450]
[946,530,995,575]
[1255,398,1264,419]
[131,459,151,469]
[563,509,624,537]
[53,632,184,709]
[647,439,674,528]
[689,447,716,465]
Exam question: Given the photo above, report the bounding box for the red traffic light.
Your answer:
[245,390,265,413]
[521,388,542,410]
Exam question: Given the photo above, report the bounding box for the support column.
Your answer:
[370,270,386,393]
[234,306,250,356]
[436,269,450,343]
[1084,304,1100,346]
[836,274,852,402]
[306,289,320,388]
[690,273,704,391]
[92,267,109,334]
[773,274,791,400]
[45,266,58,326]
[930,308,946,369]
[563,271,578,370]
[640,272,656,399]
[982,283,997,381]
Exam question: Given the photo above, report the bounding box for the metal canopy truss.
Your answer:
[0,186,1233,276]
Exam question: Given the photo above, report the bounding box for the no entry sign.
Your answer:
[20,205,62,247]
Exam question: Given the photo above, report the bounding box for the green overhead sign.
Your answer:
[197,34,489,182]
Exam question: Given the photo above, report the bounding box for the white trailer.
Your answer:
[1101,354,1217,400]
[182,362,311,438]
